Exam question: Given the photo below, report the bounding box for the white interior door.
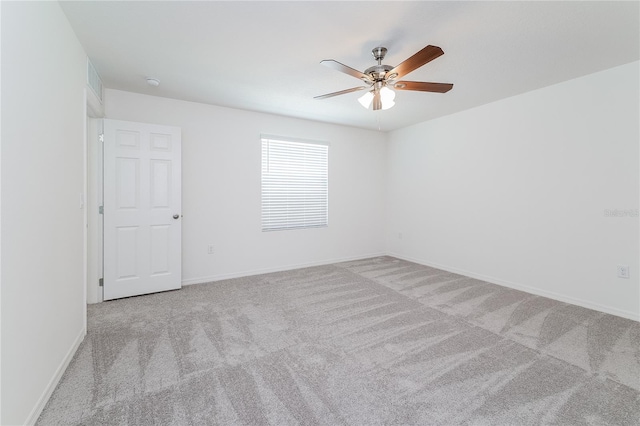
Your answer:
[103,119,182,300]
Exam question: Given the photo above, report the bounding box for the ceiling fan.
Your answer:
[315,45,453,111]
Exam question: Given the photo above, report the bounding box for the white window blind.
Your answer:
[261,136,328,231]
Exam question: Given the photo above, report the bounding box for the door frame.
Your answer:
[86,91,104,304]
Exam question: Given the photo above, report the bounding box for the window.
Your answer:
[261,136,328,231]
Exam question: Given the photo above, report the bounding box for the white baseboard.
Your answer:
[24,327,87,425]
[181,252,386,286]
[388,252,639,322]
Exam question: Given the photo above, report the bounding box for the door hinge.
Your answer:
[99,205,103,214]
[99,278,103,287]
[99,133,104,143]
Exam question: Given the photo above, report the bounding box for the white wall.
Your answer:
[104,89,387,286]
[1,2,87,424]
[386,61,640,320]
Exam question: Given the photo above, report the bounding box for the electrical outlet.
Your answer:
[617,265,629,279]
[207,245,214,255]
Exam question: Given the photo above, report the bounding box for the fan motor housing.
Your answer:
[364,64,393,81]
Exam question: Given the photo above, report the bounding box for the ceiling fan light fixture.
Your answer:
[379,86,396,110]
[380,86,395,102]
[358,91,374,109]
[381,100,395,110]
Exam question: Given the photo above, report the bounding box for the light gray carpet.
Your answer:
[37,256,640,425]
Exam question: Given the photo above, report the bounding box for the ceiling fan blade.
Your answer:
[372,91,382,111]
[320,60,372,82]
[314,86,368,100]
[393,81,453,93]
[387,45,444,80]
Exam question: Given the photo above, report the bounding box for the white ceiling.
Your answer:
[60,1,639,132]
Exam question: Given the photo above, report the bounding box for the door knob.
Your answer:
[173,214,180,219]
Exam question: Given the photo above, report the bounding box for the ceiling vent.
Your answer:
[87,59,104,103]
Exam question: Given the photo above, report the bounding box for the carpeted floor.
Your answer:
[37,256,640,425]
